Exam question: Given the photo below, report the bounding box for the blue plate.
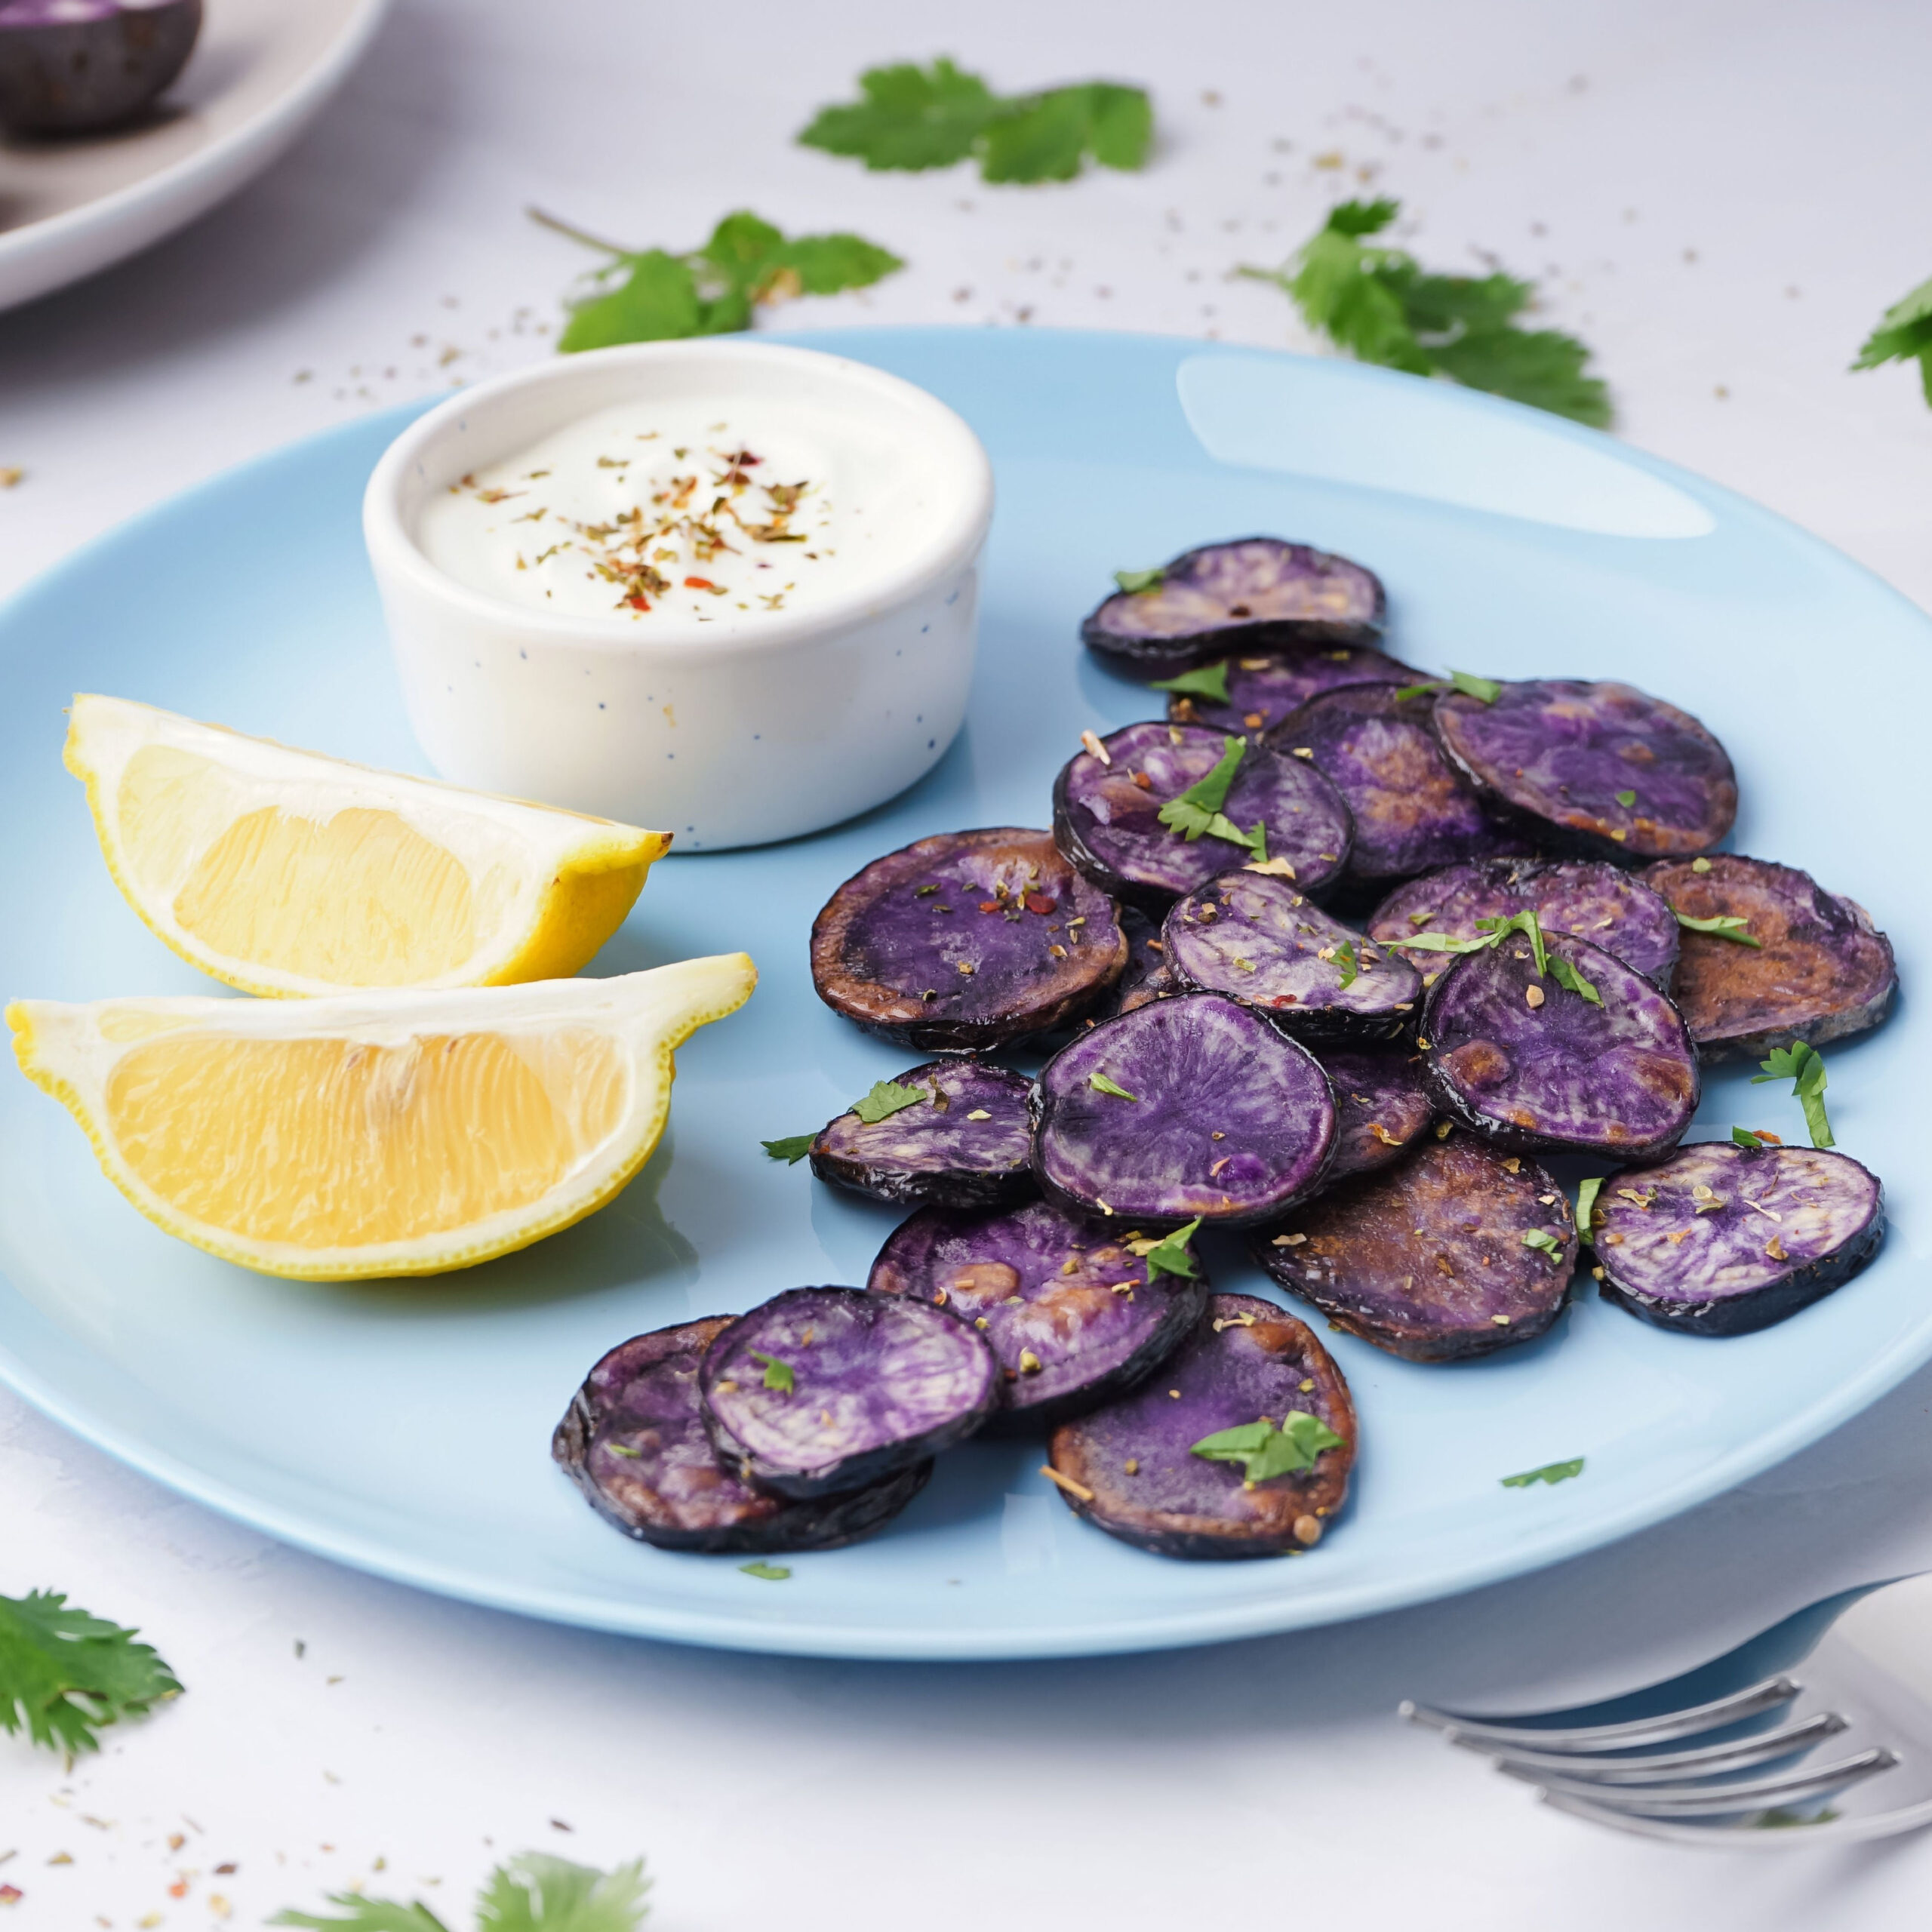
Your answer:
[0,329,1923,1659]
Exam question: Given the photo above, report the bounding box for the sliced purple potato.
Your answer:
[1032,992,1338,1228]
[811,828,1127,1052]
[700,1287,998,1498]
[552,1320,930,1554]
[1161,870,1423,1043]
[0,0,201,135]
[1165,644,1413,739]
[1103,905,1177,1017]
[1266,684,1531,891]
[1432,679,1737,863]
[1421,929,1699,1158]
[1592,1142,1884,1337]
[808,1060,1035,1211]
[1314,1047,1435,1178]
[1254,1136,1576,1361]
[1640,856,1897,1061]
[1052,721,1353,913]
[1047,1292,1356,1560]
[1083,538,1387,681]
[1370,858,1681,990]
[868,1198,1208,1435]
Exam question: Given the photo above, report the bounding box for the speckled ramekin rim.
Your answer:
[362,337,995,659]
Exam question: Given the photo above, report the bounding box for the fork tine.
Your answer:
[1539,1788,1932,1847]
[1480,1712,1847,1784]
[1399,1676,1801,1754]
[1516,1746,1899,1815]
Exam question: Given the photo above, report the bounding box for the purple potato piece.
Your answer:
[701,1287,998,1498]
[1048,1293,1356,1559]
[811,828,1127,1052]
[1100,905,1177,1018]
[552,1319,931,1553]
[1314,1048,1435,1179]
[1640,856,1897,1061]
[1032,992,1338,1228]
[809,1060,1035,1211]
[1254,1136,1575,1361]
[1162,869,1423,1043]
[1166,644,1414,740]
[1266,685,1532,892]
[1370,858,1681,990]
[1592,1142,1884,1337]
[1433,679,1737,863]
[868,1197,1209,1435]
[0,0,200,135]
[1082,538,1386,681]
[1053,721,1353,913]
[1422,929,1699,1158]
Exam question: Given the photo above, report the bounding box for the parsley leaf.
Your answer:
[1241,199,1612,427]
[749,1351,795,1394]
[1850,272,1932,408]
[1574,1175,1605,1242]
[1549,955,1602,1006]
[271,1900,453,1931]
[799,61,1152,184]
[1752,1042,1834,1149]
[761,1134,816,1164]
[1391,668,1500,704]
[739,1561,791,1582]
[853,1079,929,1124]
[0,1589,181,1758]
[1674,910,1762,948]
[1192,1411,1343,1484]
[1150,660,1230,703]
[1521,1228,1566,1265]
[1474,909,1549,978]
[1089,1071,1139,1101]
[274,1854,651,1932]
[1501,1457,1584,1488]
[1732,1125,1778,1149]
[1113,565,1166,593]
[1142,1217,1202,1281]
[534,208,903,352]
[1334,938,1360,990]
[1158,736,1263,851]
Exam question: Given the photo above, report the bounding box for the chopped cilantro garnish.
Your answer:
[1089,1071,1139,1101]
[1733,1124,1767,1148]
[0,1589,181,1758]
[762,1133,817,1164]
[1501,1457,1584,1488]
[273,1851,651,1931]
[535,207,903,352]
[1549,954,1602,1005]
[798,60,1152,183]
[1240,199,1611,426]
[853,1078,930,1124]
[1614,789,1637,808]
[1521,1228,1566,1265]
[1674,910,1761,947]
[1142,1217,1202,1282]
[1334,938,1361,990]
[1150,660,1229,703]
[739,1561,792,1582]
[1574,1175,1605,1242]
[1157,735,1265,853]
[1752,1042,1833,1149]
[1475,909,1549,977]
[749,1351,795,1394]
[1115,565,1168,595]
[1191,1411,1343,1485]
[1391,669,1501,705]
[1850,272,1932,409]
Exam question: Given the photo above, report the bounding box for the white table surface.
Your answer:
[4,2,1932,1924]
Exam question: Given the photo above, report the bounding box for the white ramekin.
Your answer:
[363,340,994,851]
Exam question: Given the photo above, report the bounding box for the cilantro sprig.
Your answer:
[1191,1411,1343,1486]
[1150,661,1231,704]
[1851,273,1932,408]
[534,208,902,353]
[798,60,1152,184]
[1130,1217,1202,1283]
[1752,1042,1833,1149]
[272,1852,651,1932]
[761,1134,816,1165]
[1157,735,1266,856]
[0,1589,181,1758]
[1241,199,1612,426]
[1521,1229,1567,1265]
[1502,1457,1584,1488]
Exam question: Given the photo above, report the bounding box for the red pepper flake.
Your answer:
[1024,894,1057,915]
[683,576,717,591]
[1130,771,1153,790]
[0,1885,22,1905]
[626,595,651,611]
[977,900,1001,914]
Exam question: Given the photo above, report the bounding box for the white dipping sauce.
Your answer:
[417,398,903,627]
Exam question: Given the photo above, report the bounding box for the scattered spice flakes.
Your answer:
[0,467,23,489]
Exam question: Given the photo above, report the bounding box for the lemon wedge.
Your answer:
[7,954,755,1280]
[66,694,672,997]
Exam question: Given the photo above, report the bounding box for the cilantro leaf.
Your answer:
[1733,1124,1768,1148]
[1334,939,1360,990]
[1241,199,1612,427]
[0,1589,181,1758]
[1574,1175,1605,1243]
[1752,1043,1833,1149]
[271,1900,453,1931]
[800,62,1152,183]
[1150,660,1230,703]
[1191,1411,1343,1485]
[1142,1217,1202,1281]
[1157,736,1247,844]
[1113,565,1166,593]
[762,1134,816,1165]
[1501,1457,1584,1488]
[1089,1072,1138,1101]
[739,1561,791,1583]
[476,1854,652,1932]
[1549,955,1602,1005]
[852,1079,929,1124]
[1614,789,1638,808]
[749,1351,795,1394]
[1521,1228,1566,1265]
[1674,910,1761,948]
[1474,908,1549,978]
[555,248,703,352]
[1850,272,1932,408]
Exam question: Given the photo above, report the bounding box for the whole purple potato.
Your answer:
[0,0,202,137]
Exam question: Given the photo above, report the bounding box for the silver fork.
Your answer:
[1401,1571,1932,1845]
